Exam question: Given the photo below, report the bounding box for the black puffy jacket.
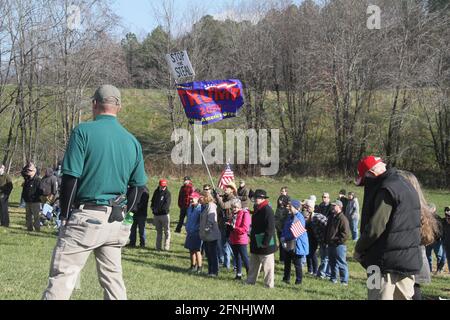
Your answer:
[360,168,422,276]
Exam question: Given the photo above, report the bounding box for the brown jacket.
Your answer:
[325,211,350,246]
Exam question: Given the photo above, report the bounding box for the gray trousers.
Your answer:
[42,207,131,300]
[246,253,275,288]
[153,214,171,251]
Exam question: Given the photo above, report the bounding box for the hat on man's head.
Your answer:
[303,199,315,209]
[253,189,269,199]
[183,176,191,181]
[226,182,238,193]
[159,179,168,187]
[339,189,347,195]
[290,200,302,211]
[92,85,121,105]
[331,200,344,208]
[356,156,384,186]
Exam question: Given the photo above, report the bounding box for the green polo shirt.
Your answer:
[62,115,148,205]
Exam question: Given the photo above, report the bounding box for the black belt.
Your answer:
[77,204,110,213]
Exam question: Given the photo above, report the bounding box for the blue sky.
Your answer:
[113,0,304,39]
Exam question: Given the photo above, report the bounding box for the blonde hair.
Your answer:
[398,170,439,246]
[200,191,214,204]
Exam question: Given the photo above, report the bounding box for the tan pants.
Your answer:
[42,207,131,300]
[153,214,170,251]
[26,203,41,231]
[246,253,275,288]
[368,273,415,300]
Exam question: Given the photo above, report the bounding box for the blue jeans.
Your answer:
[129,216,146,246]
[426,240,447,272]
[231,244,249,276]
[205,240,219,275]
[328,244,349,284]
[350,217,359,240]
[317,244,331,278]
[218,230,234,269]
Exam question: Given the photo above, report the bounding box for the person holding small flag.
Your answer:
[280,200,309,285]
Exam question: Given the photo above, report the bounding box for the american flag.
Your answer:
[290,216,307,238]
[218,163,235,190]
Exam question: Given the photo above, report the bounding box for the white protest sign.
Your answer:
[165,50,195,82]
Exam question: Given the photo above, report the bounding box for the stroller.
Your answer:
[39,200,61,229]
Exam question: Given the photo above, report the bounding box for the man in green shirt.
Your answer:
[0,164,13,227]
[43,85,148,300]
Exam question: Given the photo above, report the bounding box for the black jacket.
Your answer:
[151,187,171,216]
[22,176,42,203]
[133,187,149,218]
[442,218,450,250]
[249,201,277,255]
[360,168,422,276]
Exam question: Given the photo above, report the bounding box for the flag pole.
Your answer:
[193,128,216,188]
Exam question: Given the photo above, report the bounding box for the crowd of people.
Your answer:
[0,82,449,301]
[1,155,450,300]
[120,165,449,300]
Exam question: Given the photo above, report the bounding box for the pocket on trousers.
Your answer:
[117,224,131,247]
[64,214,102,248]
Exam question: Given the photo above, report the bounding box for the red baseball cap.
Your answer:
[159,179,168,187]
[356,156,383,186]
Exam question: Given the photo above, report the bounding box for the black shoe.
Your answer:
[234,275,242,280]
[295,280,302,285]
[140,243,146,248]
[126,244,136,248]
[282,279,290,284]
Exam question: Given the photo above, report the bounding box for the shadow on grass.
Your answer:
[7,229,57,240]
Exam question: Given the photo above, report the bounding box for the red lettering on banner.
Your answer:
[230,88,241,101]
[198,90,213,104]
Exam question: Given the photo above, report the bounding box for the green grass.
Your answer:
[0,177,449,300]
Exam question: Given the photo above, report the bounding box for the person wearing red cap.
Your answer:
[354,156,422,300]
[151,179,172,251]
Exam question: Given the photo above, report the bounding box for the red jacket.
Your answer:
[178,183,193,209]
[229,209,251,245]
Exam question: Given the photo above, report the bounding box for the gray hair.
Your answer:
[230,198,242,209]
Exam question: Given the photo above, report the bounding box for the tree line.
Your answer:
[0,0,449,187]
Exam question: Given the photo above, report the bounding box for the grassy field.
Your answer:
[0,176,449,300]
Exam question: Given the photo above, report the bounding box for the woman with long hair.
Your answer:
[199,191,221,277]
[398,170,440,300]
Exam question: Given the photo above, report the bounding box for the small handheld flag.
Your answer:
[290,216,306,238]
[218,163,235,191]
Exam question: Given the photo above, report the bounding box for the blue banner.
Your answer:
[177,79,244,125]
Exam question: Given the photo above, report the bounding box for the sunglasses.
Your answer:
[204,188,211,191]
